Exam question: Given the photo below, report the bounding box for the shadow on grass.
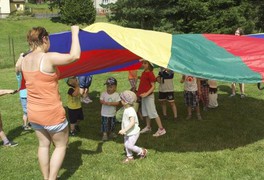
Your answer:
[50,17,62,23]
[218,85,232,94]
[6,126,34,141]
[76,90,264,153]
[60,140,103,180]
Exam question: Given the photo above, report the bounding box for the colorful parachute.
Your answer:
[49,23,264,83]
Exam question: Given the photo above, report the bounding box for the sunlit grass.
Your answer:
[1,67,264,179]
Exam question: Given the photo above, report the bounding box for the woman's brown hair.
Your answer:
[145,60,154,71]
[27,27,49,50]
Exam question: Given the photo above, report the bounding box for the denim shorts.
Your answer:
[20,98,27,115]
[30,119,68,133]
[78,75,93,88]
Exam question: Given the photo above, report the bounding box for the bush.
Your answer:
[60,0,96,25]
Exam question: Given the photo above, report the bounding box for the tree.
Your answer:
[106,0,169,30]
[106,0,263,34]
[49,0,96,25]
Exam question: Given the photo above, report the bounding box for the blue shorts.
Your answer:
[20,97,27,115]
[30,119,68,133]
[78,75,93,88]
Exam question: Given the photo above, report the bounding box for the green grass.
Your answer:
[1,66,264,179]
[25,2,59,13]
[0,16,107,69]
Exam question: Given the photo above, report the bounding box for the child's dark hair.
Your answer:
[66,77,76,88]
[144,60,154,71]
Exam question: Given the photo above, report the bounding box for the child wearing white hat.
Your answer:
[208,80,218,108]
[119,90,147,163]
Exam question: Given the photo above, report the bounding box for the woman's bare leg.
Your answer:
[49,127,69,180]
[35,129,52,180]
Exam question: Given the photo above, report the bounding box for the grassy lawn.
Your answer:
[1,15,264,180]
[1,66,264,179]
[0,16,105,69]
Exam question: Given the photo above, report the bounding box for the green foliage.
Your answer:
[107,0,264,34]
[59,0,96,25]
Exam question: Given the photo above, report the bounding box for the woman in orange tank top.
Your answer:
[16,26,80,180]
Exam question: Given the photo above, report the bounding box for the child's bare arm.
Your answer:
[71,86,80,97]
[119,117,136,135]
[106,101,120,106]
[15,53,24,74]
[140,82,155,97]
[197,78,201,94]
[0,89,17,96]
[100,99,105,105]
[100,100,119,106]
[180,75,185,83]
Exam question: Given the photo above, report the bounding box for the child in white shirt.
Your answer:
[119,90,147,163]
[100,77,121,141]
[180,75,202,120]
[208,80,218,108]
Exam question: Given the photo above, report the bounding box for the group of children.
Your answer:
[64,60,169,162]
[180,76,218,120]
[64,59,221,162]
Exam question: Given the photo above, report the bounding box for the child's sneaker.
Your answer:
[22,125,31,131]
[186,115,192,120]
[82,97,92,104]
[69,131,76,136]
[75,125,80,132]
[86,97,93,103]
[153,128,166,137]
[163,115,168,120]
[102,134,108,141]
[229,93,236,97]
[241,94,246,98]
[122,156,134,163]
[197,114,203,120]
[140,126,152,134]
[4,141,18,147]
[109,132,117,139]
[140,148,148,159]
